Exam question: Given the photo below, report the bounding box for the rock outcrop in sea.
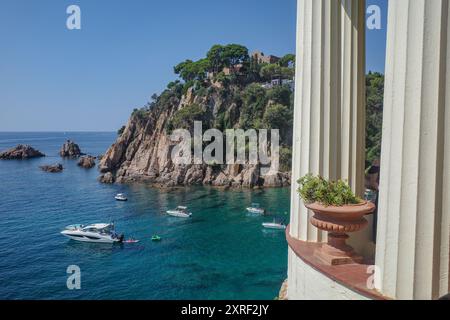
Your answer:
[98,44,294,188]
[0,145,45,160]
[77,156,96,169]
[59,140,83,158]
[99,91,291,188]
[40,164,63,173]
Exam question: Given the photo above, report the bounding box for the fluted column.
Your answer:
[375,0,450,300]
[340,0,366,197]
[290,0,366,242]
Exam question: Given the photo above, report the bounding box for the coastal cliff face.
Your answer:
[99,85,291,188]
[99,44,295,188]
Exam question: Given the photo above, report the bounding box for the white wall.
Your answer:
[287,249,370,300]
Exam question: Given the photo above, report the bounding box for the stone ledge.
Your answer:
[286,225,389,300]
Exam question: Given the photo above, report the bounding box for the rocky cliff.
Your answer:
[99,83,292,188]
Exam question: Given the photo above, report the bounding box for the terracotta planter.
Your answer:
[305,201,375,266]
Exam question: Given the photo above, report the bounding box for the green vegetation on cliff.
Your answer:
[366,72,384,167]
[124,44,384,172]
[166,104,207,133]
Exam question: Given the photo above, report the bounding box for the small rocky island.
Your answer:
[0,145,45,160]
[60,140,83,158]
[77,156,96,169]
[40,164,63,173]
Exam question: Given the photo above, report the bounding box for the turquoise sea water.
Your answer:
[0,132,289,300]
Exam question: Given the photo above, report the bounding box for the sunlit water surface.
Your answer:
[0,132,289,299]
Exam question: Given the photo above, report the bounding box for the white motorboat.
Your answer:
[61,223,124,243]
[262,220,287,230]
[115,193,127,201]
[246,203,265,215]
[166,206,192,218]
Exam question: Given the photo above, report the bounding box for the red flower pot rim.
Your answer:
[304,201,375,216]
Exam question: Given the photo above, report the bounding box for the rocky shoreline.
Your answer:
[0,133,289,188]
[100,163,291,188]
[98,113,291,188]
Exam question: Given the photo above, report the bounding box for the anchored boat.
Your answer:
[262,220,287,230]
[166,206,192,218]
[115,193,127,201]
[61,223,124,243]
[246,203,265,215]
[151,235,161,241]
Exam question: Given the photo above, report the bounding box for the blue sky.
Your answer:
[0,0,387,131]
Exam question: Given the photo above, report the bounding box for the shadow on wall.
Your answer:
[439,293,449,300]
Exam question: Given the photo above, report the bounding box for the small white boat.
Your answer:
[123,239,140,244]
[61,223,124,243]
[246,203,265,215]
[262,220,287,230]
[166,206,192,218]
[115,193,127,201]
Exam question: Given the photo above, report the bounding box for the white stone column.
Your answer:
[375,0,450,300]
[290,0,366,242]
[340,0,366,198]
[340,0,369,254]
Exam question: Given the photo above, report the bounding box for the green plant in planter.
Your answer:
[297,174,362,207]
